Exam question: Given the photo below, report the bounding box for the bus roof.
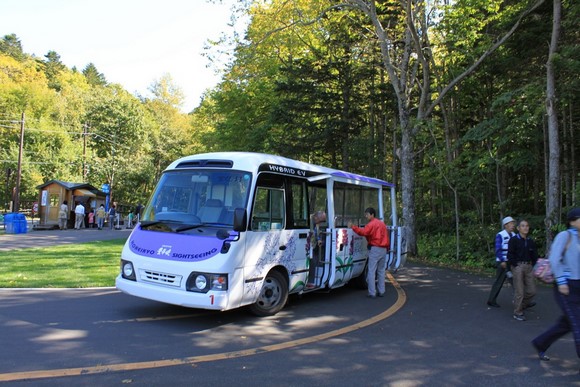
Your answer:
[167,152,394,187]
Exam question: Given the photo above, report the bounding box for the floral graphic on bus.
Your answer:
[245,231,298,298]
[333,230,355,286]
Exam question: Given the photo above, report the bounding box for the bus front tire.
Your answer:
[249,270,288,317]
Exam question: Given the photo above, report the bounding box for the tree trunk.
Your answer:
[545,0,562,247]
[570,103,577,205]
[400,112,416,256]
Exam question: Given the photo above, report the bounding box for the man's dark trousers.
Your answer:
[488,263,507,304]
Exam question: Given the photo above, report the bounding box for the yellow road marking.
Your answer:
[0,272,406,382]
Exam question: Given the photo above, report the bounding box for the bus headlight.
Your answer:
[195,275,207,290]
[186,272,228,293]
[121,260,136,281]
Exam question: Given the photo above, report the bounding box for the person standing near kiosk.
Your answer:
[108,204,117,230]
[74,202,85,230]
[58,200,68,230]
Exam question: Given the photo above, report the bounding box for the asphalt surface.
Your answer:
[1,228,579,386]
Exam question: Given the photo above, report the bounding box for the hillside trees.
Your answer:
[143,74,192,185]
[43,51,67,91]
[0,40,199,211]
[83,84,149,203]
[0,33,24,61]
[82,63,107,87]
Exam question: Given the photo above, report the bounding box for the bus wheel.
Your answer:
[249,270,288,316]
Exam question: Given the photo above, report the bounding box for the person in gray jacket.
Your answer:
[532,208,580,363]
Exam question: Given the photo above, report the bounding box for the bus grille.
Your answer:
[139,269,182,287]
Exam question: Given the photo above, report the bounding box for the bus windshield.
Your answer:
[142,169,251,226]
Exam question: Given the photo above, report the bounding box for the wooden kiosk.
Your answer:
[36,180,107,229]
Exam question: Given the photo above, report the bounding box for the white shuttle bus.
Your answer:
[116,152,403,316]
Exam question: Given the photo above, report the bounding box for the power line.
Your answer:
[0,159,81,165]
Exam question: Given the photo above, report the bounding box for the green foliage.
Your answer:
[42,50,67,91]
[147,73,185,109]
[82,63,107,86]
[1,0,579,272]
[0,33,25,61]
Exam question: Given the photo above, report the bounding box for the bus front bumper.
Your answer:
[115,275,229,310]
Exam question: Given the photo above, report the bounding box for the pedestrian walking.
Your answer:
[508,219,538,321]
[532,208,580,364]
[487,216,516,307]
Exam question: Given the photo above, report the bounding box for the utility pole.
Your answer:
[83,124,87,180]
[14,112,24,212]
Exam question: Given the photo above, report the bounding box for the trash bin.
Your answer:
[4,213,27,234]
[15,213,28,234]
[4,213,15,234]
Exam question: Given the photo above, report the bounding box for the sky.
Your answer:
[0,0,245,112]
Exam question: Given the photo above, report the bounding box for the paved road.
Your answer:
[0,226,132,251]
[0,229,579,386]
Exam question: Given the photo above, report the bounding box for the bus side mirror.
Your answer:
[233,208,247,232]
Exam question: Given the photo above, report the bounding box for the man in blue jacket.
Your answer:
[487,216,516,307]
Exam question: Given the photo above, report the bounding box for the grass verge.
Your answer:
[0,239,124,288]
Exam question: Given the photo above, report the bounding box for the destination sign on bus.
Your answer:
[259,163,320,178]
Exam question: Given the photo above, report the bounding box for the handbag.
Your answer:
[534,231,572,284]
[533,258,553,284]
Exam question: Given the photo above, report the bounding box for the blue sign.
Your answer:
[101,184,110,194]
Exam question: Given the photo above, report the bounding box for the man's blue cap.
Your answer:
[567,208,580,221]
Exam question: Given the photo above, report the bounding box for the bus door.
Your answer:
[305,179,331,290]
[328,225,354,288]
[386,225,405,271]
[307,225,331,289]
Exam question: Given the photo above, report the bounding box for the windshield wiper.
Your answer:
[141,220,185,232]
[140,221,161,229]
[175,224,204,232]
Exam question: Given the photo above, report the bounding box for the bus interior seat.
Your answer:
[198,199,224,223]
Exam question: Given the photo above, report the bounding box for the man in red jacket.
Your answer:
[349,207,390,298]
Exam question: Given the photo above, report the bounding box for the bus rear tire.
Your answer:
[249,270,288,316]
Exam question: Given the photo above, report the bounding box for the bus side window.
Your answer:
[289,179,308,229]
[251,187,285,231]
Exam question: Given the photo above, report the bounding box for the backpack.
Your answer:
[534,231,572,284]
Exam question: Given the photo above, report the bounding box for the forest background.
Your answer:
[0,0,578,269]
